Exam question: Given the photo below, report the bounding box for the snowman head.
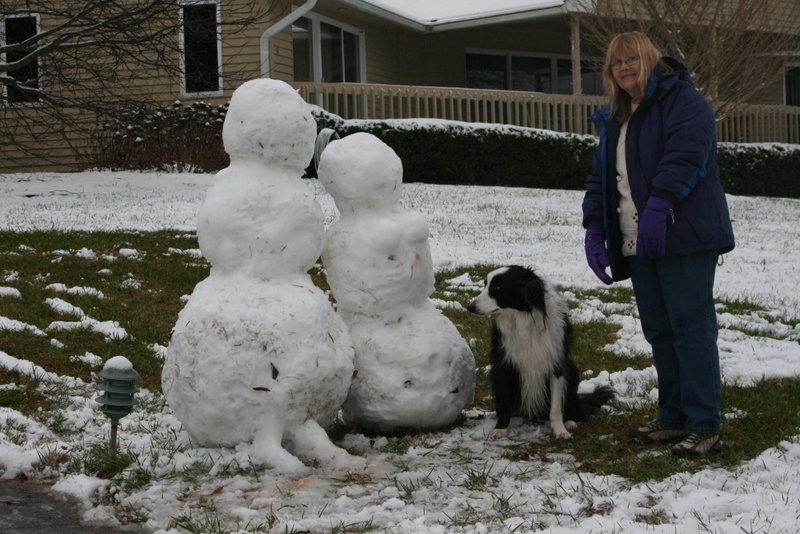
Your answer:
[318,132,402,214]
[223,79,315,169]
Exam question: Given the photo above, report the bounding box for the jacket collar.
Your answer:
[641,56,690,105]
[592,56,692,128]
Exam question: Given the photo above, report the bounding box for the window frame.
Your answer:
[1,12,42,107]
[179,0,223,98]
[293,11,366,83]
[464,47,603,96]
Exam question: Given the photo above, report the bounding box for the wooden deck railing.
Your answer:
[293,81,800,144]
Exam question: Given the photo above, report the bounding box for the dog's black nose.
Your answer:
[467,301,476,313]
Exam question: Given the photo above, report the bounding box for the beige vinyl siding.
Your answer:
[268,28,295,83]
[750,76,788,106]
[218,1,295,90]
[1,8,103,172]
[0,0,286,173]
[301,7,579,89]
[1,107,95,172]
[598,0,799,33]
[362,29,402,84]
[2,0,798,173]
[310,2,403,85]
[393,18,577,88]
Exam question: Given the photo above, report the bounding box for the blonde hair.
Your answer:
[603,32,664,123]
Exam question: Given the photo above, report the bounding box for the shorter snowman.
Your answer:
[163,79,357,473]
[318,132,475,432]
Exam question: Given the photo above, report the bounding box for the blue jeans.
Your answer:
[629,252,721,433]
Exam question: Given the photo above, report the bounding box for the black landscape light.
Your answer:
[95,360,140,458]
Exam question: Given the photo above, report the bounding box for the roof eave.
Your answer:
[336,1,577,33]
[335,0,428,32]
[424,6,569,32]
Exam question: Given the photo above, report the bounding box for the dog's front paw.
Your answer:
[565,420,578,431]
[551,426,572,439]
[490,428,510,439]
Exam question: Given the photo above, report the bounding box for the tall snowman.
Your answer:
[162,79,356,473]
[318,132,475,432]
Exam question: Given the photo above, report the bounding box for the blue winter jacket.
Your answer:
[581,57,735,281]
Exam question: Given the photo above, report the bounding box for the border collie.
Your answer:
[467,266,615,439]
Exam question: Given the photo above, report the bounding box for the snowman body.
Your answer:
[162,79,355,472]
[319,133,475,432]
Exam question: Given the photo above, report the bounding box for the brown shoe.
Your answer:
[671,432,722,456]
[628,420,686,443]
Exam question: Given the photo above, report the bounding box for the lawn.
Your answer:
[2,229,797,488]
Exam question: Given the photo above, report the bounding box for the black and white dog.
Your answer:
[467,265,615,439]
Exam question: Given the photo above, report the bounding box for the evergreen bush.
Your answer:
[717,143,800,198]
[335,119,596,190]
[89,104,800,198]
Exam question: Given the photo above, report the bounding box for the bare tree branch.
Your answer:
[575,0,800,118]
[1,0,290,165]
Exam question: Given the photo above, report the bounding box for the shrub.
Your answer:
[87,103,800,198]
[717,143,800,198]
[85,101,229,173]
[322,112,799,198]
[335,119,596,190]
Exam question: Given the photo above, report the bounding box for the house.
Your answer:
[2,0,799,173]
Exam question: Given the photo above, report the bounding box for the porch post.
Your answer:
[571,14,582,96]
[571,14,582,132]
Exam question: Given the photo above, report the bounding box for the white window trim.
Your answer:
[1,12,42,107]
[179,0,223,98]
[295,10,366,83]
[464,47,602,94]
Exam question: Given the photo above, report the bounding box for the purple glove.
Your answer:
[636,196,674,259]
[584,227,613,285]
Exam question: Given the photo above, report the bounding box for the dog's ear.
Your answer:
[524,278,547,317]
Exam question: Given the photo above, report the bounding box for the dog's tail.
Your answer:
[578,385,616,414]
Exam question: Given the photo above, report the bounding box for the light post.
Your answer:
[95,358,139,458]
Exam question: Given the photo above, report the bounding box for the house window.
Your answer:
[466,53,506,89]
[581,60,604,96]
[2,14,40,104]
[293,17,313,81]
[466,51,602,96]
[510,56,551,92]
[292,14,364,83]
[787,66,800,106]
[180,1,222,96]
[556,58,572,94]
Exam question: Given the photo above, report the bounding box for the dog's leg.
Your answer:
[490,427,510,439]
[549,375,572,439]
[489,359,518,439]
[565,420,578,431]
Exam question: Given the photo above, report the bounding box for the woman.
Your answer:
[581,32,735,456]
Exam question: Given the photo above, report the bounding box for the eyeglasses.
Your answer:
[610,56,640,70]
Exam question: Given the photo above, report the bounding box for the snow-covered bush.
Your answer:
[329,114,799,198]
[87,102,800,198]
[333,115,597,190]
[86,101,229,172]
[717,142,800,198]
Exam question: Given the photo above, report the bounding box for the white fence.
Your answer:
[294,82,800,144]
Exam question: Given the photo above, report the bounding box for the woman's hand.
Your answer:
[584,227,613,285]
[636,196,674,259]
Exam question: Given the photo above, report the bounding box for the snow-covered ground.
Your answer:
[1,170,799,533]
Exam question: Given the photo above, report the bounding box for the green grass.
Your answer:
[500,376,800,481]
[1,230,799,487]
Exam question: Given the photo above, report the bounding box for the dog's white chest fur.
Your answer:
[496,293,567,418]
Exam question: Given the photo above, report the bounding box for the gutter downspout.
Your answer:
[260,0,317,78]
